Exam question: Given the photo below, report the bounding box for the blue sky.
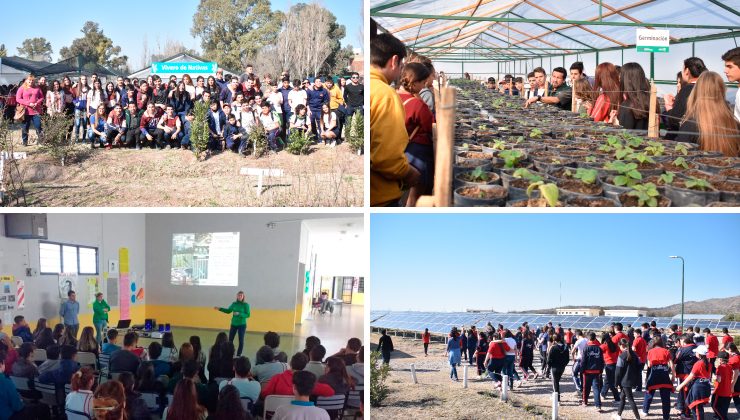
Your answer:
[371,214,740,312]
[0,0,362,69]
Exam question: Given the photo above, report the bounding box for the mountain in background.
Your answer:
[509,295,740,319]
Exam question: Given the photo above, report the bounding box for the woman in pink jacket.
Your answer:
[15,74,44,146]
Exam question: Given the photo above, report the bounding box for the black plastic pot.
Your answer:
[601,177,634,201]
[565,196,620,207]
[506,197,564,207]
[533,158,575,174]
[454,170,501,189]
[454,185,508,207]
[618,193,672,207]
[710,179,740,204]
[453,161,493,177]
[556,179,604,201]
[664,183,721,207]
[694,157,739,174]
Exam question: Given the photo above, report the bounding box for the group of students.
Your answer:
[0,311,365,420]
[369,21,740,206]
[421,321,739,420]
[3,62,364,154]
[485,50,740,158]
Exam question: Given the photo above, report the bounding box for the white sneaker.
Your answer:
[330,140,336,148]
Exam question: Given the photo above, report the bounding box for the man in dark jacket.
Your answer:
[305,77,329,138]
[663,57,707,139]
[674,334,697,417]
[580,332,605,411]
[378,330,394,365]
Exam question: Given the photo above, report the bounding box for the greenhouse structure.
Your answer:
[370,0,740,207]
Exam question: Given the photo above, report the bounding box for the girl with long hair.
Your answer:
[210,384,249,420]
[589,62,621,122]
[182,74,196,98]
[87,79,105,117]
[214,291,250,357]
[88,103,107,148]
[573,77,596,115]
[677,71,740,157]
[32,318,47,341]
[476,332,490,378]
[397,62,434,207]
[105,81,119,112]
[78,326,100,356]
[58,325,79,347]
[164,378,207,420]
[599,332,620,402]
[446,327,462,381]
[615,62,652,130]
[519,329,537,380]
[46,80,64,115]
[52,323,65,343]
[158,332,178,363]
[644,336,676,419]
[319,356,355,395]
[546,334,570,402]
[93,380,127,420]
[615,338,641,420]
[318,102,339,146]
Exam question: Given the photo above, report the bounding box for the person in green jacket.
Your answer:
[214,291,250,356]
[92,292,111,344]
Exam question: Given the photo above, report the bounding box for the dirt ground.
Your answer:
[370,333,740,420]
[3,128,363,207]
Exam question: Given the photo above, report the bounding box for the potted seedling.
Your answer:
[556,168,603,200]
[665,176,721,207]
[619,183,671,207]
[519,181,561,207]
[454,184,508,207]
[660,156,696,172]
[694,156,738,173]
[454,166,501,189]
[602,160,643,201]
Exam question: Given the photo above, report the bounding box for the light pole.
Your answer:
[669,256,685,332]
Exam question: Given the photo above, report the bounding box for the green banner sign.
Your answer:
[151,62,217,74]
[637,46,669,53]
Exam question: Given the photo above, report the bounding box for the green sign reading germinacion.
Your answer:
[151,61,217,74]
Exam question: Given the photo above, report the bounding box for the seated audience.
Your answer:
[159,332,179,363]
[32,318,47,342]
[39,345,80,385]
[302,336,321,357]
[38,344,61,376]
[118,371,149,420]
[209,384,252,420]
[332,338,362,367]
[93,380,127,420]
[110,332,141,375]
[102,329,121,354]
[78,326,100,356]
[318,356,354,395]
[12,316,33,343]
[35,327,55,350]
[219,356,260,403]
[135,361,166,395]
[148,341,172,377]
[260,352,334,399]
[11,343,38,379]
[167,360,208,405]
[65,367,96,419]
[304,345,326,379]
[346,346,364,388]
[252,345,288,386]
[163,378,207,420]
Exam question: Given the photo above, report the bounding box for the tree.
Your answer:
[0,44,6,58]
[267,2,348,78]
[59,21,128,72]
[17,37,53,62]
[191,0,284,72]
[331,44,355,75]
[149,39,199,65]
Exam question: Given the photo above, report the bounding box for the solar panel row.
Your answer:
[370,312,740,334]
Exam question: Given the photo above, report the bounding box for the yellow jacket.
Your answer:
[370,68,410,206]
[329,85,344,109]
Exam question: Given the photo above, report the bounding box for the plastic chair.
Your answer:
[346,384,363,409]
[139,392,160,413]
[240,396,254,413]
[316,393,347,420]
[10,376,32,391]
[263,395,293,419]
[32,348,47,364]
[10,336,23,347]
[98,353,111,382]
[65,407,92,420]
[76,351,97,367]
[33,380,58,409]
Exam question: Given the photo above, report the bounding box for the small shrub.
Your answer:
[249,128,268,158]
[345,111,364,154]
[190,101,210,157]
[370,350,391,407]
[285,129,313,155]
[39,113,75,166]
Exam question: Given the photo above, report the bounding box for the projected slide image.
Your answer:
[171,232,240,286]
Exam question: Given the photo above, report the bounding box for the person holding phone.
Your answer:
[214,291,250,357]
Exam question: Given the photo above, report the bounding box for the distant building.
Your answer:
[349,50,363,76]
[557,308,601,316]
[604,309,644,317]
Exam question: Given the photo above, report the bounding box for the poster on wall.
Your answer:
[107,277,119,308]
[86,278,100,308]
[119,248,130,319]
[58,273,77,299]
[1,275,12,295]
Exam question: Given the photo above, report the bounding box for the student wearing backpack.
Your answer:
[675,334,698,417]
[547,334,569,401]
[676,345,712,420]
[643,336,676,420]
[484,332,510,388]
[580,332,605,412]
[615,338,642,420]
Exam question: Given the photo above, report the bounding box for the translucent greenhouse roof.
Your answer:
[370,0,740,61]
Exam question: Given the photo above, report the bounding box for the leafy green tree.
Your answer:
[17,37,53,61]
[0,44,7,58]
[191,0,284,72]
[59,21,128,72]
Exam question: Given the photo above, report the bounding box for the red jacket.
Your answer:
[600,343,620,365]
[260,370,335,399]
[705,334,719,358]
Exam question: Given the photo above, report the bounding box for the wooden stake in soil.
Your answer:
[410,363,418,384]
[416,87,456,207]
[571,81,577,113]
[552,392,559,420]
[648,79,659,139]
[501,375,509,402]
[463,365,468,389]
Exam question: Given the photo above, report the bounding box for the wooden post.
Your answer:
[648,79,658,139]
[571,81,577,113]
[463,365,468,388]
[552,392,559,419]
[410,363,418,384]
[417,87,455,207]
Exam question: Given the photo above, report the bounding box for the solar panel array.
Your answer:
[370,312,740,334]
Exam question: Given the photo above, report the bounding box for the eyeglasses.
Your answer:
[351,76,359,79]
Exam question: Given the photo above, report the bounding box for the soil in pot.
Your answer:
[695,157,737,173]
[506,177,540,201]
[557,179,603,198]
[566,196,619,207]
[618,193,671,207]
[453,161,493,176]
[602,176,635,201]
[508,198,564,207]
[457,151,493,161]
[454,170,501,189]
[707,202,737,207]
[454,185,508,207]
[718,168,740,179]
[660,160,698,172]
[712,180,740,203]
[665,179,721,207]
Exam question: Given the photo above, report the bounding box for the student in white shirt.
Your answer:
[570,330,588,393]
[722,47,740,122]
[65,367,95,420]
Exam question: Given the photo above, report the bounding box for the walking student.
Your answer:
[643,336,676,420]
[615,338,642,420]
[422,328,430,357]
[547,334,569,401]
[676,345,712,420]
[600,332,621,402]
[580,332,605,412]
[446,328,461,381]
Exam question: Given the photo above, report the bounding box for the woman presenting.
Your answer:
[92,292,110,344]
[214,291,250,356]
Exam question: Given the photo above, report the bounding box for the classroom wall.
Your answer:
[0,213,147,330]
[144,214,336,334]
